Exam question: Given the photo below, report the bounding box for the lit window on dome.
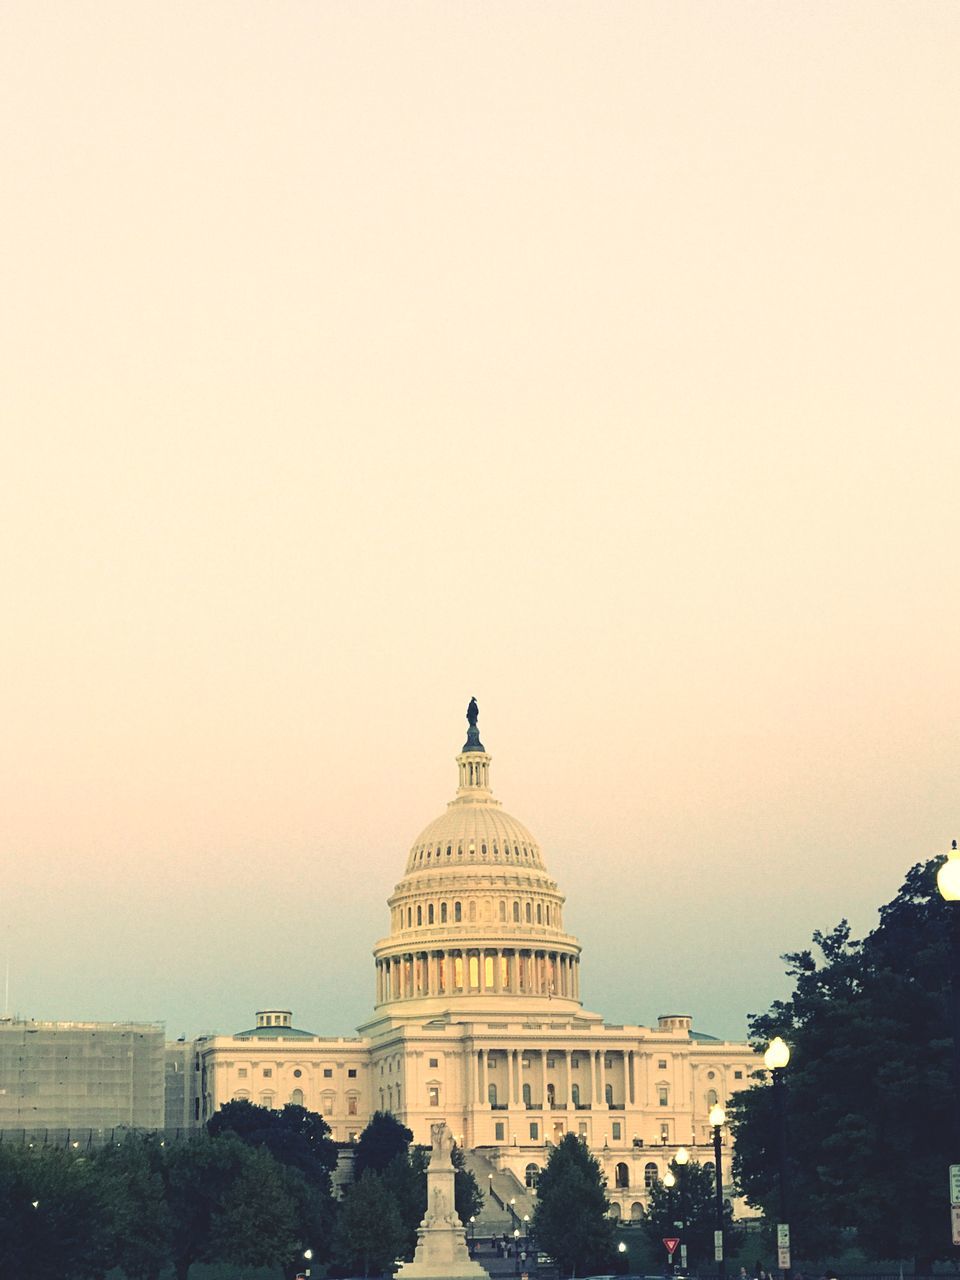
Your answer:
[469,842,475,854]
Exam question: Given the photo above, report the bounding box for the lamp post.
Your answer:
[709,1104,726,1280]
[675,1147,689,1272]
[664,1169,677,1275]
[764,1037,791,1280]
[514,1227,521,1275]
[302,1247,313,1279]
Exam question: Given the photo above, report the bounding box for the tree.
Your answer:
[642,1158,737,1268]
[207,1143,300,1268]
[93,1132,172,1279]
[729,858,955,1270]
[333,1168,406,1277]
[354,1110,415,1179]
[164,1132,266,1280]
[208,1098,338,1193]
[452,1140,483,1225]
[533,1133,615,1277]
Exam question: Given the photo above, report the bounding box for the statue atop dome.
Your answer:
[462,697,485,753]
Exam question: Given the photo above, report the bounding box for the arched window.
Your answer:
[291,1088,304,1106]
[615,1162,629,1188]
[703,1160,716,1177]
[454,902,462,923]
[232,1090,250,1101]
[631,1202,644,1221]
[260,1092,275,1108]
[468,900,477,922]
[441,902,448,923]
[522,1082,532,1106]
[572,1083,581,1106]
[644,1162,658,1188]
[609,1202,621,1219]
[417,905,422,926]
[707,1088,719,1107]
[428,904,434,924]
[605,1083,614,1106]
[536,903,542,924]
[547,1082,556,1106]
[513,901,520,922]
[489,1083,498,1106]
[499,900,507,921]
[525,1162,540,1189]
[525,902,532,923]
[407,907,412,927]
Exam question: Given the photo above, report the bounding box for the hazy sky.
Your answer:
[2,2,957,1043]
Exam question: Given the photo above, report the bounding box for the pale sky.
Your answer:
[1,2,957,1043]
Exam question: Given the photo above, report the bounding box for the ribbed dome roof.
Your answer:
[404,799,544,875]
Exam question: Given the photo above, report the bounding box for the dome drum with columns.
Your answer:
[373,706,582,1013]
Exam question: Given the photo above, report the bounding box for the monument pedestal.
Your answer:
[395,1123,489,1280]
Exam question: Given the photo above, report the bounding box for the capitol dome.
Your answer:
[372,703,583,1015]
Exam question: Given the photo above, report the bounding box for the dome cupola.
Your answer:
[372,701,583,1015]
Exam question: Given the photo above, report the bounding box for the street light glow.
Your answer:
[618,1241,627,1253]
[663,1170,676,1188]
[675,1146,689,1165]
[709,1103,726,1127]
[938,841,960,900]
[764,1036,791,1070]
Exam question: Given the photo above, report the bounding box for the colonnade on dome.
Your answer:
[374,945,581,1004]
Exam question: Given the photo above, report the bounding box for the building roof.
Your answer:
[233,1024,315,1039]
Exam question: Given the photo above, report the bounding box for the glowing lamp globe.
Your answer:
[764,1037,791,1071]
[676,1146,689,1165]
[709,1104,725,1128]
[938,844,960,901]
[663,1170,676,1188]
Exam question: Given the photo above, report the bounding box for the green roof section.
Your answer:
[233,1024,316,1039]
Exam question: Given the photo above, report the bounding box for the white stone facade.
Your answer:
[195,712,758,1219]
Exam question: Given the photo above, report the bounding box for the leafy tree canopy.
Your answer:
[354,1110,415,1180]
[333,1168,406,1277]
[729,858,955,1270]
[642,1157,737,1268]
[533,1133,615,1277]
[208,1098,337,1193]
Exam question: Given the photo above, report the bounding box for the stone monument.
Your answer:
[395,1121,489,1280]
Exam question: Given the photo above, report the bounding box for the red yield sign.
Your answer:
[663,1238,680,1256]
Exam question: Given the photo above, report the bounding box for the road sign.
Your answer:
[663,1238,680,1256]
[714,1230,724,1261]
[680,1245,688,1269]
[776,1224,790,1247]
[950,1165,960,1205]
[952,1206,960,1247]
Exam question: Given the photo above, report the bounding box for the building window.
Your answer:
[238,1068,247,1078]
[293,1069,302,1078]
[323,1095,334,1115]
[260,1092,274,1107]
[324,1068,332,1078]
[263,1069,273,1078]
[658,1060,667,1070]
[525,902,532,923]
[441,902,448,923]
[547,1056,556,1068]
[429,903,435,924]
[429,1058,439,1068]
[578,1122,588,1137]
[489,1083,498,1106]
[525,1162,540,1187]
[429,1086,440,1107]
[513,901,520,922]
[523,1083,532,1106]
[547,1082,555,1106]
[644,1162,658,1188]
[455,902,462,923]
[734,1070,743,1079]
[536,903,542,923]
[631,1202,644,1221]
[605,1083,613,1105]
[707,1070,716,1080]
[417,905,422,925]
[499,900,506,921]
[408,908,412,927]
[495,1122,505,1141]
[348,1096,358,1116]
[612,1122,621,1140]
[291,1088,304,1106]
[529,1123,539,1141]
[572,1084,581,1106]
[658,1086,668,1106]
[660,1123,669,1142]
[615,1162,629,1188]
[707,1088,719,1107]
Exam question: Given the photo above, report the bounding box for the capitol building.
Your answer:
[193,704,758,1220]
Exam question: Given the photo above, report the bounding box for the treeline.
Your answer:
[0,1103,481,1280]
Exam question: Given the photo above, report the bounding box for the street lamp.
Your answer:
[938,840,960,1153]
[675,1147,689,1272]
[513,1227,521,1275]
[764,1038,791,1280]
[663,1171,676,1275]
[709,1104,726,1280]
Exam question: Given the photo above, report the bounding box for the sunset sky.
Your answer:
[1,2,957,1043]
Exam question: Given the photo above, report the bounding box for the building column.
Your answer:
[598,1049,607,1107]
[628,1050,635,1105]
[493,949,502,993]
[478,1049,487,1104]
